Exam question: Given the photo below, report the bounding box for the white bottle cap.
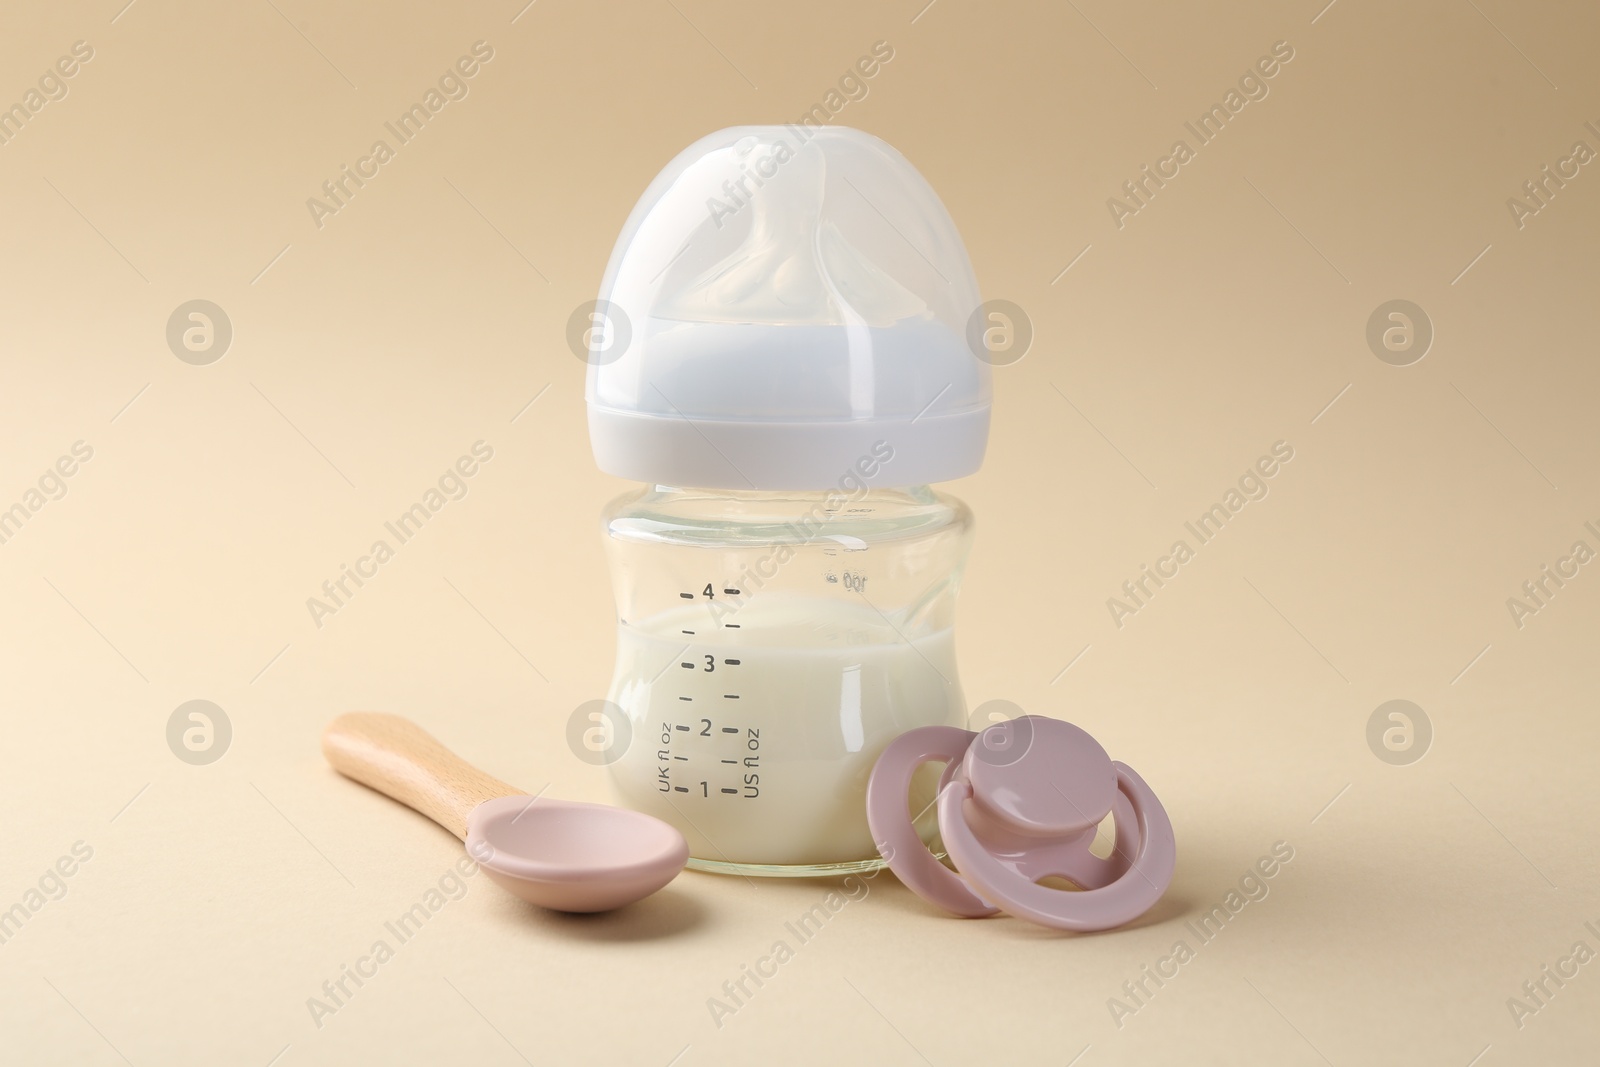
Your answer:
[585,126,991,490]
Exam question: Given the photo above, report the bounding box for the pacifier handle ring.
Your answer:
[939,761,1175,932]
[865,726,998,918]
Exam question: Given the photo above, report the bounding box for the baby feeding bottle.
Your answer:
[585,126,991,875]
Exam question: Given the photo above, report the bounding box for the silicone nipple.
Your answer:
[662,133,923,327]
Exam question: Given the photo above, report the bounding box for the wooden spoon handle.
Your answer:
[321,712,520,840]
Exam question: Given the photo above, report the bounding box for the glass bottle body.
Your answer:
[601,484,972,875]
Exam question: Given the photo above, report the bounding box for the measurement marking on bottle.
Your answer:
[675,724,690,732]
[679,592,694,599]
[721,759,738,765]
[723,588,740,595]
[674,786,688,792]
[725,624,740,629]
[680,662,694,669]
[674,755,688,761]
[724,694,739,700]
[721,726,739,733]
[678,696,692,701]
[725,659,741,666]
[720,788,738,795]
[682,630,695,635]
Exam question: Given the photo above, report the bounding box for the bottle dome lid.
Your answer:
[585,126,990,490]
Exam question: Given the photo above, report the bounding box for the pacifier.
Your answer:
[865,715,1175,931]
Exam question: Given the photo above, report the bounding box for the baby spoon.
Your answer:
[322,712,689,913]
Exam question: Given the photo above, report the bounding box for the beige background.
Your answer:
[2,0,1598,1063]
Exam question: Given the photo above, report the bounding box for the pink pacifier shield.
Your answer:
[865,725,996,917]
